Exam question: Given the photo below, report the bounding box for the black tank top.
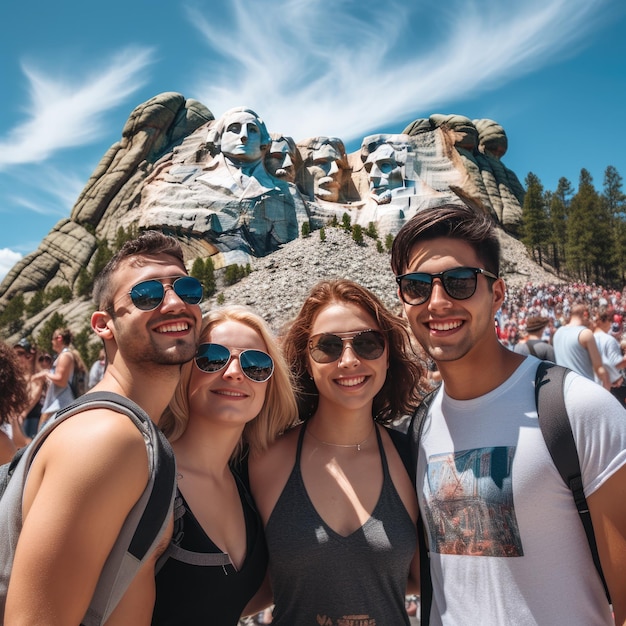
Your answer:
[265,423,416,625]
[152,468,268,625]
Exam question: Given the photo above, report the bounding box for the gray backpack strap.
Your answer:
[525,340,539,358]
[534,361,610,602]
[0,392,176,626]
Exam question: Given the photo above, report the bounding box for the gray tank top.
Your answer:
[553,325,594,379]
[265,423,416,625]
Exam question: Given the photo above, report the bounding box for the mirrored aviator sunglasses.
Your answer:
[129,276,203,311]
[396,266,498,306]
[309,329,386,364]
[194,343,274,383]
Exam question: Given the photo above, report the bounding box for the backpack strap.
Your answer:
[525,340,539,358]
[534,361,610,601]
[0,392,176,626]
[407,389,438,626]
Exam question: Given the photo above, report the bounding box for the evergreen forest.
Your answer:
[520,165,626,288]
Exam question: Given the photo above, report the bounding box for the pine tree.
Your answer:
[190,258,205,282]
[91,239,114,278]
[566,169,609,283]
[319,227,326,242]
[352,224,364,245]
[0,293,25,335]
[365,222,379,239]
[301,222,311,238]
[25,290,46,317]
[204,257,217,296]
[75,267,92,297]
[341,212,352,231]
[37,312,67,353]
[521,172,549,266]
[602,165,626,283]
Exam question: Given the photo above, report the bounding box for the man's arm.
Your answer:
[580,328,611,389]
[588,464,626,626]
[5,409,149,626]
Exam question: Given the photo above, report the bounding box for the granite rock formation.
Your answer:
[0,92,527,339]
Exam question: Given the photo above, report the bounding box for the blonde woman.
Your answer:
[153,306,297,625]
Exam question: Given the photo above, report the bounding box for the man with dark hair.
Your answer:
[513,315,555,361]
[2,230,202,625]
[391,203,626,624]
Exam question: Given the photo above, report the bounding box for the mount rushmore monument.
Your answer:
[0,92,525,316]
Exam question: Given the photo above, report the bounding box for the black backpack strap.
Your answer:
[407,390,438,626]
[534,361,610,601]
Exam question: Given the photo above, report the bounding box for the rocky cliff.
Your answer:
[0,92,537,346]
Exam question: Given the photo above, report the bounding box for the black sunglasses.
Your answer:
[194,343,274,383]
[128,276,203,311]
[309,329,386,364]
[396,266,498,306]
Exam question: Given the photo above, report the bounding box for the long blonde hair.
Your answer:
[160,305,298,460]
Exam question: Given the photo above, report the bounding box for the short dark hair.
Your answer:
[390,203,501,277]
[282,279,423,423]
[93,230,185,311]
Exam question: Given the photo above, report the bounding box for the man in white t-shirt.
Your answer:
[594,306,626,405]
[391,203,626,625]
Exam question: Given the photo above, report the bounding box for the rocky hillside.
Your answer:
[196,224,558,333]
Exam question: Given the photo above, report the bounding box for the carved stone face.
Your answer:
[265,138,296,182]
[220,111,264,163]
[364,143,405,195]
[307,143,345,202]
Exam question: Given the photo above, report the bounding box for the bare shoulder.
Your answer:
[249,424,301,524]
[24,407,150,515]
[8,408,155,625]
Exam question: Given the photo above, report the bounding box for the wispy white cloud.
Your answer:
[0,46,156,168]
[6,164,87,217]
[187,0,612,141]
[0,248,22,282]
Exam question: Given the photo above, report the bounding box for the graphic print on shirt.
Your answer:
[423,446,523,557]
[316,615,376,626]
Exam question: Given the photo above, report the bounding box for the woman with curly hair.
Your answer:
[153,306,298,626]
[0,341,29,463]
[250,279,424,625]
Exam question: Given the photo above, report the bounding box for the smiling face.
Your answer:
[103,254,202,367]
[400,236,505,367]
[188,320,270,427]
[307,302,388,417]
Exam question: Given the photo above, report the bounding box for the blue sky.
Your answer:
[1,0,625,280]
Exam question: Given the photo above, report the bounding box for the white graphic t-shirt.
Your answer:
[418,356,625,625]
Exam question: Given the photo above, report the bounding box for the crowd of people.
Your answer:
[0,204,624,626]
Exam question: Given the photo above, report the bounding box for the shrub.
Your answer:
[365,222,379,239]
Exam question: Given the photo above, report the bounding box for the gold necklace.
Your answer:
[306,424,375,451]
